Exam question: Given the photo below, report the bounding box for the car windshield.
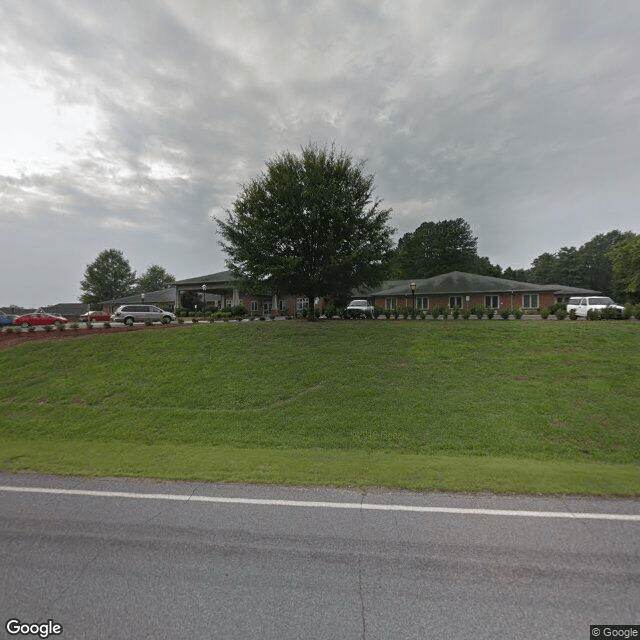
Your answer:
[349,300,367,307]
[589,297,615,305]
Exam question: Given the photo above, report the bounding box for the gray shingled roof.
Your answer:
[104,287,177,305]
[362,271,599,297]
[174,271,235,286]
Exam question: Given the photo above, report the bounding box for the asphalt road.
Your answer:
[0,473,638,640]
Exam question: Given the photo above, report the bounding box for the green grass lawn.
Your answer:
[1,320,639,495]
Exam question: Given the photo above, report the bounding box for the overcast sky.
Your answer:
[1,0,638,307]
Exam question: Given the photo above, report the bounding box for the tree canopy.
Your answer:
[527,230,634,296]
[216,144,394,317]
[137,264,175,292]
[80,249,137,304]
[608,234,640,300]
[390,218,485,278]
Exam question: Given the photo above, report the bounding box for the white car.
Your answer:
[345,299,376,318]
[565,296,624,318]
[111,305,176,326]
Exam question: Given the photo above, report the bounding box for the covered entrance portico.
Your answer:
[174,271,239,314]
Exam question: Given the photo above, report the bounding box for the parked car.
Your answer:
[0,312,15,326]
[110,305,176,326]
[80,310,111,322]
[345,299,377,319]
[13,311,68,328]
[565,296,625,318]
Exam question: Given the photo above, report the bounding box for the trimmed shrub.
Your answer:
[461,309,471,320]
[442,308,450,320]
[473,306,484,320]
[569,308,577,320]
[384,309,391,319]
[586,309,600,321]
[401,308,410,319]
[431,307,440,320]
[103,321,111,328]
[43,325,53,332]
[486,308,495,320]
[192,317,200,324]
[555,308,567,320]
[452,307,460,320]
[540,308,550,319]
[70,323,79,330]
[634,304,640,320]
[57,324,66,331]
[228,305,247,318]
[513,308,523,320]
[500,309,510,320]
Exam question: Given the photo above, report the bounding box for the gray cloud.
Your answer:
[1,0,638,305]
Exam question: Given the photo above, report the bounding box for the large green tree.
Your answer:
[608,234,640,300]
[137,264,175,292]
[216,144,394,318]
[80,249,137,303]
[390,218,480,278]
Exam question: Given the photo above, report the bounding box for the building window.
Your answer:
[385,297,397,310]
[523,294,539,309]
[449,296,462,309]
[263,301,273,314]
[416,296,429,310]
[296,298,309,312]
[250,300,259,312]
[484,295,500,309]
[278,299,287,312]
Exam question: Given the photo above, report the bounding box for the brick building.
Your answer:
[361,271,598,312]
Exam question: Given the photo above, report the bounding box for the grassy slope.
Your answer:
[1,321,639,494]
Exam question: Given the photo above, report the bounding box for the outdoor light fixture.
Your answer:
[410,281,416,312]
[202,284,207,315]
[141,292,145,304]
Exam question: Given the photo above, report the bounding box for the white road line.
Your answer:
[1,485,639,521]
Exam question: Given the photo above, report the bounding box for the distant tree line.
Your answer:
[80,249,175,304]
[388,220,639,301]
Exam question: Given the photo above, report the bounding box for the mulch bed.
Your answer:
[0,323,183,350]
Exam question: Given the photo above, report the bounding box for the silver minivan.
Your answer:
[111,305,176,326]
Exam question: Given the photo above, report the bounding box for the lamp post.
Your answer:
[410,281,416,313]
[141,292,145,304]
[201,284,207,317]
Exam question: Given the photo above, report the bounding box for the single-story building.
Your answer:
[174,271,311,316]
[166,269,600,317]
[359,271,599,312]
[100,288,177,313]
[42,302,86,320]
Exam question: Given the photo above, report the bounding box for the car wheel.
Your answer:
[125,317,134,326]
[161,316,170,324]
[21,322,29,328]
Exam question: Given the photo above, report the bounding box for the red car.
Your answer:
[80,310,111,322]
[14,311,68,328]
